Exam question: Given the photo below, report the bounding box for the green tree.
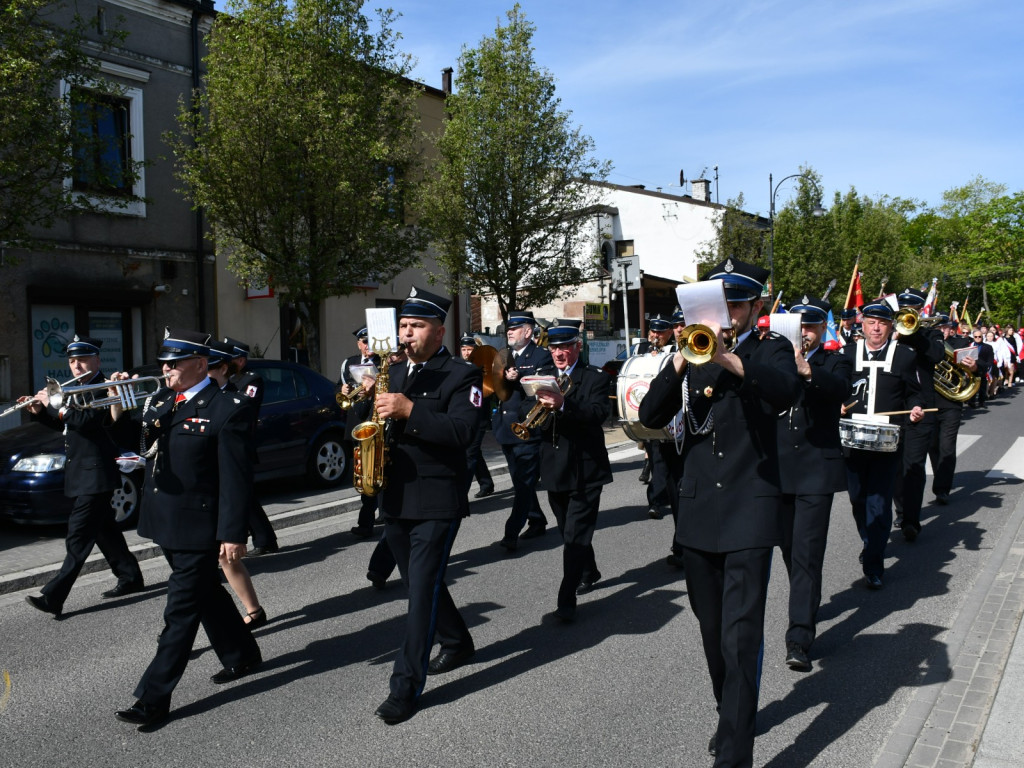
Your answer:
[420,5,610,323]
[0,0,133,252]
[693,192,766,277]
[169,0,425,370]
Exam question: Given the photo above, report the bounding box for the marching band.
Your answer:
[11,271,1016,763]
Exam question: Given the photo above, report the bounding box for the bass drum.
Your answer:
[616,353,685,442]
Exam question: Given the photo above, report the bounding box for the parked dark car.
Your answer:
[0,359,348,528]
[601,347,629,396]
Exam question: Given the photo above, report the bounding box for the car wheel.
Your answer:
[308,432,347,487]
[112,471,142,529]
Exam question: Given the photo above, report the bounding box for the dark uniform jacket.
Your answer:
[842,340,923,426]
[534,363,613,492]
[229,367,263,460]
[492,341,553,444]
[777,348,853,495]
[135,381,253,551]
[379,348,483,521]
[639,332,802,552]
[33,370,121,497]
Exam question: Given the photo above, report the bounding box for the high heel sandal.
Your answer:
[245,606,267,630]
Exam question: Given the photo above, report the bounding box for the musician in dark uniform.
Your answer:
[842,302,924,590]
[639,258,801,766]
[493,310,552,551]
[891,288,945,541]
[339,326,382,538]
[371,286,481,725]
[23,335,144,617]
[112,329,261,730]
[223,337,279,556]
[531,320,612,621]
[777,297,852,672]
[631,313,675,519]
[839,307,859,344]
[928,315,977,504]
[460,334,495,497]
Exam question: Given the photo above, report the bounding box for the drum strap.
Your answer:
[854,339,897,420]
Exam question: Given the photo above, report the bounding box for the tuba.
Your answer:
[934,343,981,403]
[351,339,393,496]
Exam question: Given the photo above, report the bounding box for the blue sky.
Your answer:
[391,0,1023,214]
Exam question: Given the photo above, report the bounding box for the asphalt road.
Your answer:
[0,392,1021,767]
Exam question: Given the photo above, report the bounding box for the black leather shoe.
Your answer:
[495,537,517,552]
[902,524,919,543]
[474,487,494,498]
[102,580,145,599]
[893,514,903,529]
[647,507,663,520]
[666,553,686,569]
[935,493,950,505]
[638,461,651,484]
[858,549,865,565]
[115,700,169,729]
[246,543,279,557]
[708,735,717,757]
[554,605,576,623]
[25,594,62,618]
[350,526,374,539]
[210,654,262,684]
[367,571,388,590]
[520,525,547,540]
[427,647,475,675]
[785,642,812,672]
[866,574,884,590]
[375,695,415,724]
[576,572,602,595]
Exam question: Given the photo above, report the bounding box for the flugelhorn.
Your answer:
[48,374,170,411]
[676,323,717,366]
[0,371,92,418]
[336,387,371,410]
[511,376,571,440]
[894,308,920,336]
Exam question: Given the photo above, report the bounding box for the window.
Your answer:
[72,88,132,194]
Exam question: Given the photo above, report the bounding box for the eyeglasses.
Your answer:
[972,335,982,340]
[163,357,197,369]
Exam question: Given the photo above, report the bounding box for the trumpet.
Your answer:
[49,374,170,411]
[511,376,572,440]
[0,371,92,418]
[336,387,371,410]
[676,323,718,366]
[894,307,919,336]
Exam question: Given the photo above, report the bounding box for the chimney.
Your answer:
[441,67,453,94]
[692,178,711,202]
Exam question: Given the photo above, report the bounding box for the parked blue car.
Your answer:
[0,359,348,528]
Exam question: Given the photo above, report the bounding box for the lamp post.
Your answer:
[768,172,826,293]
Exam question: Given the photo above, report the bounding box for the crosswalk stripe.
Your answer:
[986,436,1024,481]
[925,434,981,476]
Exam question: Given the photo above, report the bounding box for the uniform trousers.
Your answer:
[501,442,546,539]
[383,518,472,703]
[780,493,834,652]
[683,545,773,768]
[356,494,379,530]
[928,405,962,496]
[894,416,936,532]
[42,491,142,608]
[465,421,494,495]
[547,486,602,611]
[367,533,397,580]
[646,441,674,512]
[248,500,278,549]
[134,548,259,707]
[846,449,901,578]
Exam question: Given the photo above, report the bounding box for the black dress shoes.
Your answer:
[427,647,475,675]
[576,571,602,595]
[647,507,662,520]
[25,594,62,618]
[210,654,262,684]
[785,642,812,672]
[246,542,279,557]
[865,574,884,590]
[495,537,518,552]
[102,580,145,599]
[902,524,919,543]
[350,526,374,539]
[665,552,686,569]
[375,695,416,724]
[708,735,718,757]
[115,700,169,730]
[553,605,576,623]
[474,487,494,498]
[366,570,388,590]
[520,525,547,540]
[935,493,950,505]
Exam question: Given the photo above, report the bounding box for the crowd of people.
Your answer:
[16,270,1018,766]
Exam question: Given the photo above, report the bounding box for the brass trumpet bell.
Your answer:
[677,323,717,366]
[895,308,920,336]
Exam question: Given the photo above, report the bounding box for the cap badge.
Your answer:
[409,286,418,297]
[72,334,82,342]
[724,259,734,273]
[802,295,810,304]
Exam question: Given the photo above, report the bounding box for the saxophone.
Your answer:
[351,340,393,496]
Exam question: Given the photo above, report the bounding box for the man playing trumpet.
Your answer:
[23,335,144,618]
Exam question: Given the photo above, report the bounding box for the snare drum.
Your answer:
[839,420,901,452]
[616,354,685,441]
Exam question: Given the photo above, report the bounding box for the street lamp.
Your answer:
[768,172,826,293]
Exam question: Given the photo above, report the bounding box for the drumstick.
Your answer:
[841,399,859,415]
[872,407,939,416]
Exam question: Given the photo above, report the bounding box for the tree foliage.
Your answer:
[693,192,766,277]
[170,0,426,370]
[419,4,610,324]
[0,0,132,252]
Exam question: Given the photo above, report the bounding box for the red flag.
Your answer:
[849,272,864,309]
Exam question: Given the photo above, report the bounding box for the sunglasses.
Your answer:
[163,357,198,369]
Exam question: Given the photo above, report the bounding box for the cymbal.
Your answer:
[469,345,498,398]
[491,348,514,402]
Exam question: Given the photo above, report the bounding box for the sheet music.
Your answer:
[769,313,802,349]
[365,308,397,355]
[675,282,732,329]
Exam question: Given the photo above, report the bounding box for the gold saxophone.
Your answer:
[351,340,393,496]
